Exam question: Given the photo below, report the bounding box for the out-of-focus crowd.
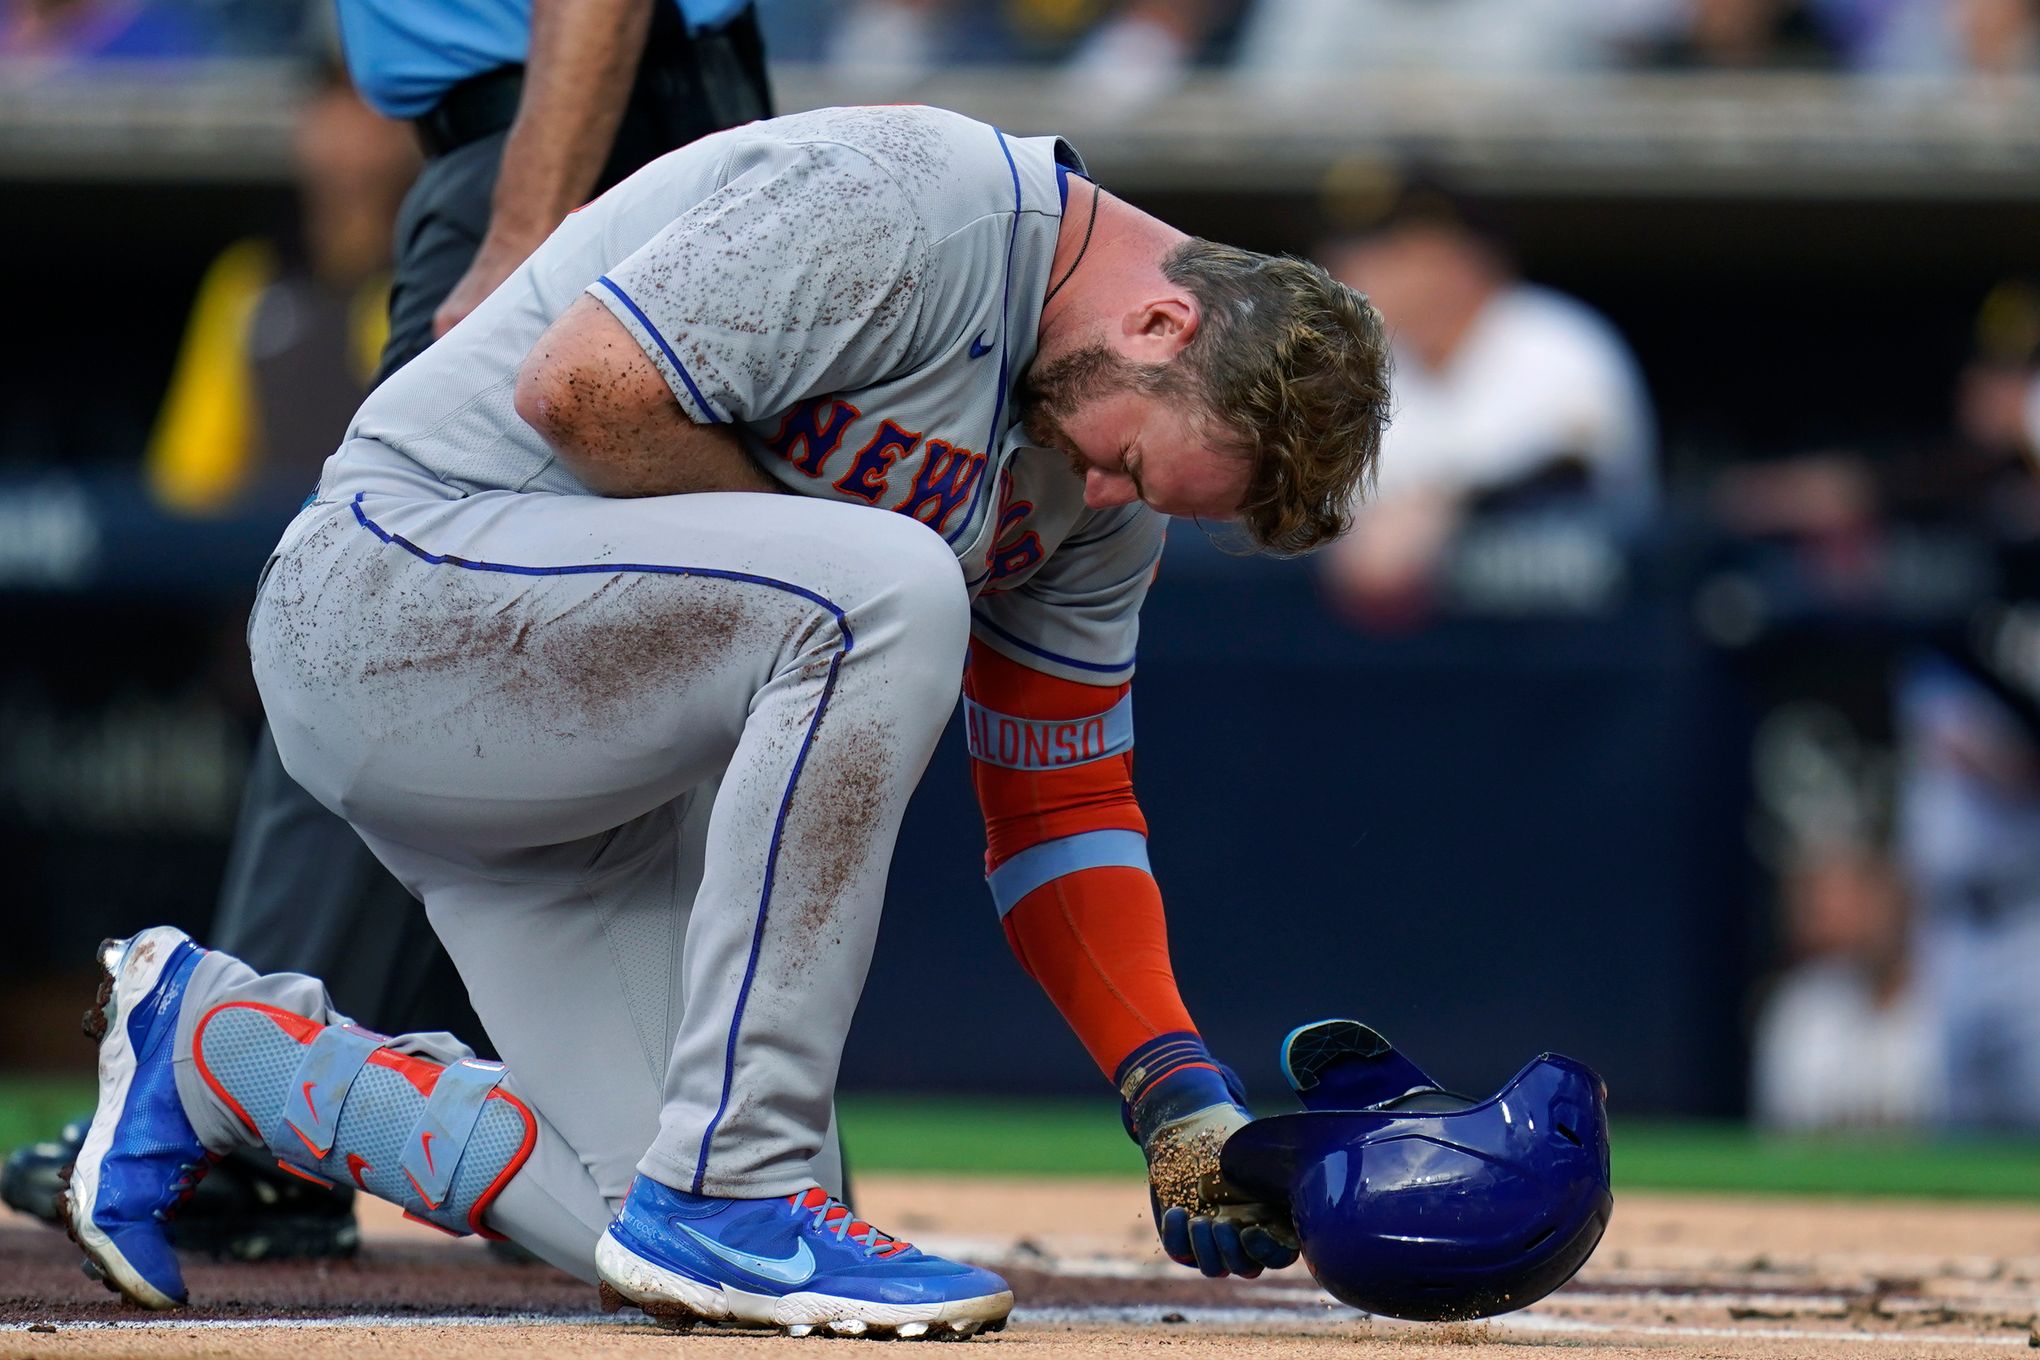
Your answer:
[773,0,2040,99]
[1312,177,2040,1140]
[4,0,2038,81]
[5,0,2037,1136]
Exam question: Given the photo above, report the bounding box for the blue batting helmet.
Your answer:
[1220,1020,1612,1322]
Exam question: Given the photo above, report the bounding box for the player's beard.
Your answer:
[1018,342,1153,477]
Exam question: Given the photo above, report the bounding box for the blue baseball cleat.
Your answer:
[596,1177,1014,1338]
[63,927,214,1309]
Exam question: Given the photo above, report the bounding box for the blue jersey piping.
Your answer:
[971,610,1133,675]
[945,127,1024,549]
[595,275,726,425]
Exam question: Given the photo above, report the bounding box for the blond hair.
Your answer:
[1160,240,1389,555]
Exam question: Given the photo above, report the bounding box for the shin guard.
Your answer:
[191,1003,535,1237]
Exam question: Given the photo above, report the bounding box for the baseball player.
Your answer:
[65,104,1388,1337]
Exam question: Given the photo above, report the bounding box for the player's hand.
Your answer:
[433,232,541,338]
[1138,1101,1299,1279]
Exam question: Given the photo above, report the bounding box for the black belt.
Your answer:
[414,65,526,159]
[412,8,761,161]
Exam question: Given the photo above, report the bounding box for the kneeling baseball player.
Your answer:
[63,104,1388,1338]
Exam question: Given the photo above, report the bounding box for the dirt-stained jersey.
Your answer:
[327,105,1162,685]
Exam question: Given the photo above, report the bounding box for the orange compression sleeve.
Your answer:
[965,640,1198,1077]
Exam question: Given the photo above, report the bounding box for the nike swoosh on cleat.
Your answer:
[301,1081,318,1116]
[968,331,994,359]
[346,1153,372,1189]
[673,1223,817,1287]
[420,1130,436,1173]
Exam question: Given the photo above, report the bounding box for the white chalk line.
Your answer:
[1499,1311,2035,1348]
[5,1305,2032,1346]
[1023,1307,2034,1346]
[1,1314,622,1333]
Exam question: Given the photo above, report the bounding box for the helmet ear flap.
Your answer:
[1218,1113,1319,1200]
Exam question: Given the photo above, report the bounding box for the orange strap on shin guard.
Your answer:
[967,642,1199,1077]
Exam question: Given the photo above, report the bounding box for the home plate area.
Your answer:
[6,1176,2037,1358]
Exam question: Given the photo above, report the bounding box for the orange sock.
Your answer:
[1001,866,1197,1078]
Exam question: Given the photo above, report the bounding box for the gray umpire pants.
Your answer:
[213,133,533,1048]
[216,2,775,1044]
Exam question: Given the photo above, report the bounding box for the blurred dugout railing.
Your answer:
[9,65,2040,196]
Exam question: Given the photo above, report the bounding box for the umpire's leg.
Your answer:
[185,136,512,1234]
[206,11,798,1199]
[212,132,510,1043]
[218,0,781,1032]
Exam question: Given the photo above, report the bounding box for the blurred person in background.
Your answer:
[1750,840,1941,1130]
[344,0,769,365]
[1234,0,1635,76]
[1637,0,1835,69]
[812,0,1242,108]
[817,0,949,89]
[1317,187,1656,623]
[146,74,417,520]
[1053,1,1246,117]
[1895,649,2040,1130]
[1920,278,2040,526]
[1712,277,2040,561]
[3,0,774,1265]
[0,0,214,60]
[1814,0,2040,77]
[1714,278,2040,1132]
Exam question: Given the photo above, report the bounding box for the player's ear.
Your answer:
[1123,295,1198,360]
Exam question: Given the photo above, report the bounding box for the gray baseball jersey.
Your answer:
[239,105,1165,1233]
[332,104,1163,685]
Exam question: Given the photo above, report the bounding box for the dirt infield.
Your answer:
[5,1176,2038,1358]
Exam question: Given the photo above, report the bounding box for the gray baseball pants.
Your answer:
[184,479,967,1274]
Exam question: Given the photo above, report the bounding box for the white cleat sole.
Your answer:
[61,928,197,1311]
[595,1230,1014,1339]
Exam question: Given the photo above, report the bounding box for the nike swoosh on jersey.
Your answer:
[968,331,994,359]
[674,1222,818,1287]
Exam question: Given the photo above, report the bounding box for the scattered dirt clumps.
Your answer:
[772,715,892,974]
